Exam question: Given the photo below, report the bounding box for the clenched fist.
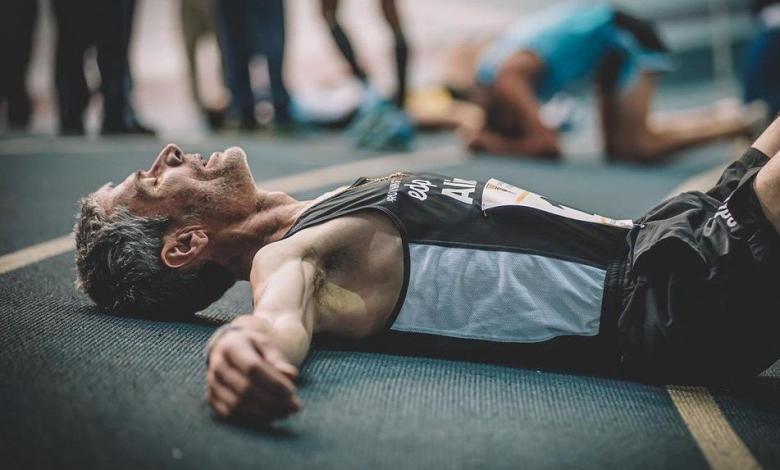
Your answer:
[206,317,302,421]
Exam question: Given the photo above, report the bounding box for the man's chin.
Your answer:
[223,146,254,180]
[224,146,247,162]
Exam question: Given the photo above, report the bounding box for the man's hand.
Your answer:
[206,323,302,421]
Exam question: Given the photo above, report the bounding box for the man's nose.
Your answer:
[150,144,183,173]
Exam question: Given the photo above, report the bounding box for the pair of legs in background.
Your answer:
[321,0,409,108]
[214,0,291,129]
[180,0,227,130]
[51,0,154,136]
[0,0,37,131]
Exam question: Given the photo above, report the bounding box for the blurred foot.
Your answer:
[60,119,85,136]
[239,110,259,131]
[712,98,768,139]
[101,117,156,136]
[7,95,32,131]
[204,107,226,130]
[354,103,415,151]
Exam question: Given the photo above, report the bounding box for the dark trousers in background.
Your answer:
[742,27,780,118]
[0,0,38,129]
[51,0,144,134]
[214,0,291,126]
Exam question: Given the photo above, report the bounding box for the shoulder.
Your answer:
[287,210,400,250]
[251,211,399,280]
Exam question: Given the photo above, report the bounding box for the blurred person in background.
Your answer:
[51,0,155,136]
[321,0,414,151]
[0,0,38,132]
[180,0,227,130]
[214,0,291,130]
[463,3,763,161]
[742,0,780,118]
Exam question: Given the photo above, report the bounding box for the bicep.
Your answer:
[250,255,320,355]
[255,257,318,326]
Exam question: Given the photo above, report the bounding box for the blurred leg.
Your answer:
[95,0,133,132]
[51,0,92,135]
[321,0,368,82]
[380,0,408,107]
[250,0,291,124]
[214,0,256,129]
[742,28,780,117]
[118,0,154,134]
[600,73,753,162]
[181,0,205,112]
[0,0,38,129]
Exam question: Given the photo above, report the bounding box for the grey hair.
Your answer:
[74,193,235,318]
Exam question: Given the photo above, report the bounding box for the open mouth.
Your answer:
[205,152,220,168]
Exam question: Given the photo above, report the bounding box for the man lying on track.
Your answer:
[75,116,780,421]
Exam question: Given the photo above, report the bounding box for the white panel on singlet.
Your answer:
[391,243,606,343]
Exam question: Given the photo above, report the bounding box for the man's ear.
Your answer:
[161,227,209,269]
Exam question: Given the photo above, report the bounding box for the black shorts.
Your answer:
[607,148,780,382]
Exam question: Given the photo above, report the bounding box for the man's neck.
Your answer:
[211,190,313,280]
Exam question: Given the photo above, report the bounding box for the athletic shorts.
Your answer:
[605,148,780,383]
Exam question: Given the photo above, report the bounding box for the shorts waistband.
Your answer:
[599,252,631,362]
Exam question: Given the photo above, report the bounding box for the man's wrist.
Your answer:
[204,315,275,365]
[203,323,246,365]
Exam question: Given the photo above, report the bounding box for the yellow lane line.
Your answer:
[667,385,761,470]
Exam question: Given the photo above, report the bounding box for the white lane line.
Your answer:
[664,162,730,199]
[0,145,467,275]
[0,235,76,275]
[664,142,749,199]
[667,386,761,470]
[261,144,465,192]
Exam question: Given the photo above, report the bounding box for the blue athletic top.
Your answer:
[283,173,631,346]
[476,3,673,100]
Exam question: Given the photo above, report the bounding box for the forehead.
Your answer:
[93,183,120,215]
[94,172,142,215]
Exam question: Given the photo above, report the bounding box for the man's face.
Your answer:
[97,144,258,225]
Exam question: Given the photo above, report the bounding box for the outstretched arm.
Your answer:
[206,247,319,420]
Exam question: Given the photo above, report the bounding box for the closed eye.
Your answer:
[134,171,157,194]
